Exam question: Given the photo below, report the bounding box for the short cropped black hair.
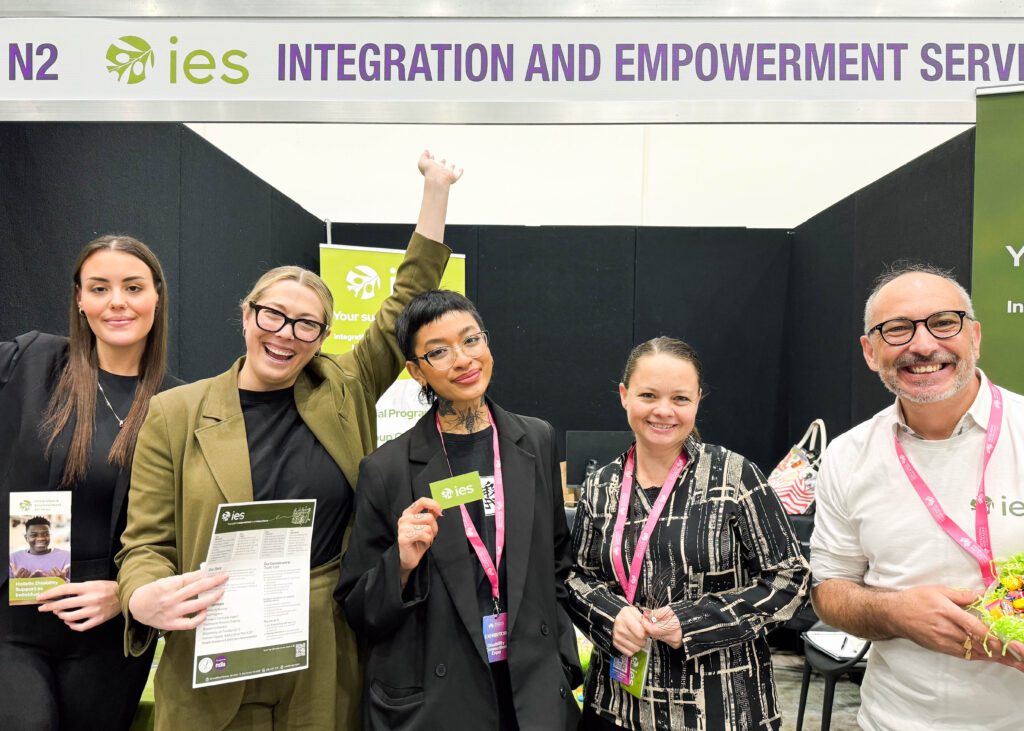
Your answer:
[395,290,486,360]
[395,290,486,402]
[24,516,51,531]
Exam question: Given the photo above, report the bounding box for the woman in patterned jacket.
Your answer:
[567,336,809,731]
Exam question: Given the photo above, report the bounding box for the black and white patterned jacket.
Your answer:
[567,435,809,731]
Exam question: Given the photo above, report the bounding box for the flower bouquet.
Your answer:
[974,553,1024,652]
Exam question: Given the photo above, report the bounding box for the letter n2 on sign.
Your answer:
[8,43,58,80]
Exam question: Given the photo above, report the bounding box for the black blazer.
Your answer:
[337,400,583,731]
[0,331,182,584]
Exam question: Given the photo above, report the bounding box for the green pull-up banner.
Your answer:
[972,91,1024,394]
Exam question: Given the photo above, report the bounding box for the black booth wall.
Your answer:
[0,122,323,383]
[333,222,792,469]
[783,128,976,444]
[0,122,976,473]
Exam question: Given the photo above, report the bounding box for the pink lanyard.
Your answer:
[894,380,1003,585]
[611,447,688,605]
[435,408,505,612]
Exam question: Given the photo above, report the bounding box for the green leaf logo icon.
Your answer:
[18,499,31,511]
[106,36,155,84]
[345,265,382,300]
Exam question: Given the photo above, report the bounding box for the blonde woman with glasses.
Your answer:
[116,152,459,731]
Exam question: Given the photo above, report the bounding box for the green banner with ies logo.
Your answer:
[972,91,1024,395]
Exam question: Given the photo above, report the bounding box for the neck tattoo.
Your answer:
[437,397,489,433]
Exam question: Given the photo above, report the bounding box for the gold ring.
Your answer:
[963,636,973,661]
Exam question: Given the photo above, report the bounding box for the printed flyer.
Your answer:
[193,500,315,688]
[8,492,72,606]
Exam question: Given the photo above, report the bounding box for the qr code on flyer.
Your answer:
[295,642,306,658]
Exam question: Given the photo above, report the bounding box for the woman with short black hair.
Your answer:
[337,289,582,731]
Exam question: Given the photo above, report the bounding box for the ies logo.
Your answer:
[106,36,154,84]
[346,266,382,301]
[105,35,249,85]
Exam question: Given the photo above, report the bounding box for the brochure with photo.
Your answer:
[8,492,72,606]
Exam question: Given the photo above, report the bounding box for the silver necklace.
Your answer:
[97,380,125,429]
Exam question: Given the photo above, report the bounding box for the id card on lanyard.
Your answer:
[608,446,687,696]
[435,408,508,663]
[895,380,1003,586]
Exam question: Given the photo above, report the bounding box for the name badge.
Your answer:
[609,642,651,699]
[9,491,72,606]
[430,471,485,509]
[482,611,509,663]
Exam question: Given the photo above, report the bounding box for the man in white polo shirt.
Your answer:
[810,264,1024,731]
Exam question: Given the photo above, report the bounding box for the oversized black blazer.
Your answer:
[337,399,583,731]
[0,331,181,585]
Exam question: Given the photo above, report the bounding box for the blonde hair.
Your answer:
[241,266,333,325]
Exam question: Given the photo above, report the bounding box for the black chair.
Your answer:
[796,627,870,731]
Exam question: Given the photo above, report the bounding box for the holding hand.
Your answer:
[892,585,1024,671]
[398,497,443,588]
[37,580,120,632]
[641,606,683,649]
[613,605,648,657]
[128,570,229,632]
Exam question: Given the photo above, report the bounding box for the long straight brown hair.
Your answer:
[41,235,169,487]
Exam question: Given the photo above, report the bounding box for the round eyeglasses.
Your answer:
[412,331,489,370]
[249,301,327,343]
[867,310,970,346]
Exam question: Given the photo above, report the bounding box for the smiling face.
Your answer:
[405,310,493,408]
[24,523,51,555]
[76,249,159,367]
[237,279,328,391]
[619,352,701,456]
[860,272,981,406]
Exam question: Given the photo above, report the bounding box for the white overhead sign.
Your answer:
[1,17,1022,122]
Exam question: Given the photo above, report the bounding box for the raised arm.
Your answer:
[343,151,459,400]
[415,150,463,242]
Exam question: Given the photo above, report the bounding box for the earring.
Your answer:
[78,307,84,316]
[242,327,246,337]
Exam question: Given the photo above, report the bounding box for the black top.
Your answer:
[72,370,138,564]
[239,386,352,568]
[0,332,184,585]
[439,426,518,731]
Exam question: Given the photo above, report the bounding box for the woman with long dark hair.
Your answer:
[0,235,180,730]
[337,289,582,731]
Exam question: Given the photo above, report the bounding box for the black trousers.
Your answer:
[0,564,155,731]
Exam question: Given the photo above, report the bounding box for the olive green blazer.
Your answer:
[115,233,449,729]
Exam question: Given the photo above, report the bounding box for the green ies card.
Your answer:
[429,472,484,509]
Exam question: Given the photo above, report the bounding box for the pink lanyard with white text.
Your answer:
[610,447,688,605]
[894,380,1003,586]
[435,408,505,613]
